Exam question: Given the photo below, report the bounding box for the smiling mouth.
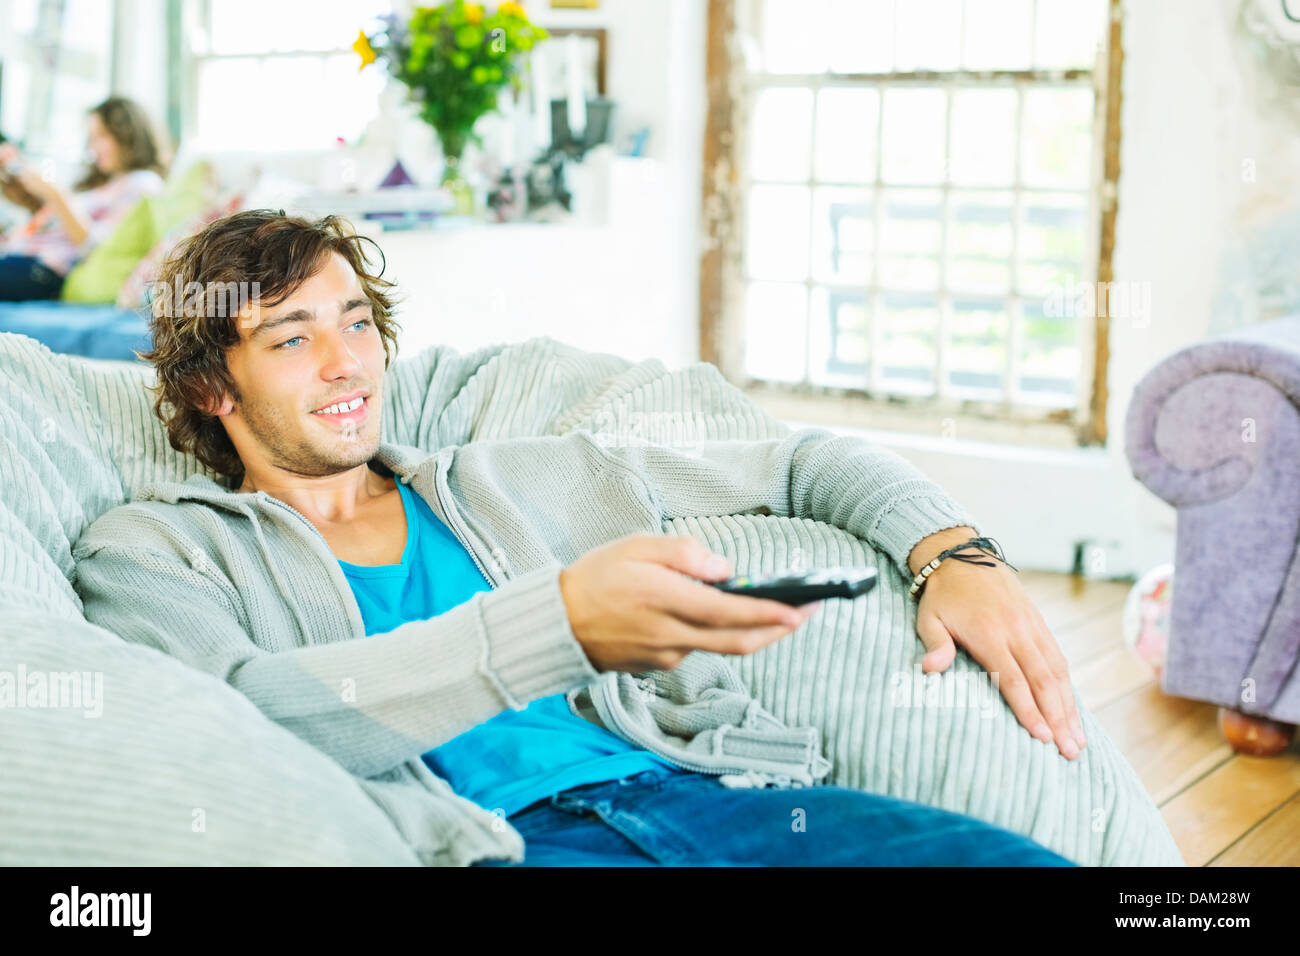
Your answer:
[309,395,369,423]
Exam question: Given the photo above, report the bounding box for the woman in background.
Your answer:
[0,96,168,301]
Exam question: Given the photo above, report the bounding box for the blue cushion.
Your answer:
[0,302,152,362]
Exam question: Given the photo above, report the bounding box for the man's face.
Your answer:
[218,251,385,481]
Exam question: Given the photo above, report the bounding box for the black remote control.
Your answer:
[709,567,878,605]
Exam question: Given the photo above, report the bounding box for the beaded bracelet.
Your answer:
[908,535,1018,601]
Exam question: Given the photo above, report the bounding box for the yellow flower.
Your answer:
[499,1,526,17]
[466,3,484,23]
[353,30,377,69]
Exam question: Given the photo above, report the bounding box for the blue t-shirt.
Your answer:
[338,478,681,818]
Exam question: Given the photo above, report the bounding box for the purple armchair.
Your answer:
[1125,314,1300,753]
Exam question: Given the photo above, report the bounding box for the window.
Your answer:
[181,0,392,152]
[703,0,1119,444]
[0,0,114,161]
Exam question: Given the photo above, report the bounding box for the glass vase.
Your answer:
[440,154,476,217]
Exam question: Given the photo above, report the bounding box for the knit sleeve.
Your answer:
[388,334,982,579]
[594,427,982,584]
[71,526,601,779]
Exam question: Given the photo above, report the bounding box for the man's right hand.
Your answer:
[558,533,822,673]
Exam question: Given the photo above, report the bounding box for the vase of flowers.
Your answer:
[356,1,547,216]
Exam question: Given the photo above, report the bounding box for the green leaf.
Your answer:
[455,24,483,49]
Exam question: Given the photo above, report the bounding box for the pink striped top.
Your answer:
[3,169,165,276]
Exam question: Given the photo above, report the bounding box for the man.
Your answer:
[72,210,1083,866]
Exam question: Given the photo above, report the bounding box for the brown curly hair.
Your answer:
[136,210,402,483]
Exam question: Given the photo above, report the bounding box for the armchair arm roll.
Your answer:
[1123,314,1300,720]
[1124,314,1300,506]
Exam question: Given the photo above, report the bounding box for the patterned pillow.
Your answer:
[115,192,246,311]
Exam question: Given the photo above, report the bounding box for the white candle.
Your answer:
[532,48,551,152]
[498,94,516,167]
[566,34,586,140]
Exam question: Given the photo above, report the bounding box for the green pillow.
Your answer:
[60,161,214,304]
[145,160,215,236]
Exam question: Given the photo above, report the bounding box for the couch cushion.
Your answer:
[60,162,215,305]
[0,611,419,864]
[0,302,151,361]
[116,190,246,310]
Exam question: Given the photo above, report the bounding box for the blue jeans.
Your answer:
[0,254,65,301]
[473,766,1077,866]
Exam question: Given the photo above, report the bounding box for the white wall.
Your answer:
[503,0,706,365]
[369,154,697,366]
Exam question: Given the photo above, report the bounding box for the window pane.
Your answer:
[880,293,938,395]
[759,0,829,73]
[10,0,37,33]
[196,54,385,151]
[263,58,331,146]
[809,286,872,388]
[962,0,1033,70]
[880,188,940,290]
[812,187,873,284]
[62,0,114,58]
[1034,0,1106,71]
[1022,87,1094,188]
[321,53,389,145]
[210,0,391,54]
[749,87,813,182]
[826,0,893,73]
[949,190,1013,293]
[1018,301,1079,403]
[948,299,1008,395]
[0,62,31,140]
[746,185,811,281]
[196,59,264,147]
[1019,192,1088,294]
[814,87,878,183]
[881,88,947,184]
[949,88,1017,186]
[211,0,292,53]
[745,282,808,382]
[894,0,962,71]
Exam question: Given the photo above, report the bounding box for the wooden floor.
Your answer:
[1021,571,1300,866]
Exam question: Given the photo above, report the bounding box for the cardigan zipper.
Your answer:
[429,456,498,590]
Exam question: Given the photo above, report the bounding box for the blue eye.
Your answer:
[273,317,370,350]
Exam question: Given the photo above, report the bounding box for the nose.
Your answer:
[318,326,365,381]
